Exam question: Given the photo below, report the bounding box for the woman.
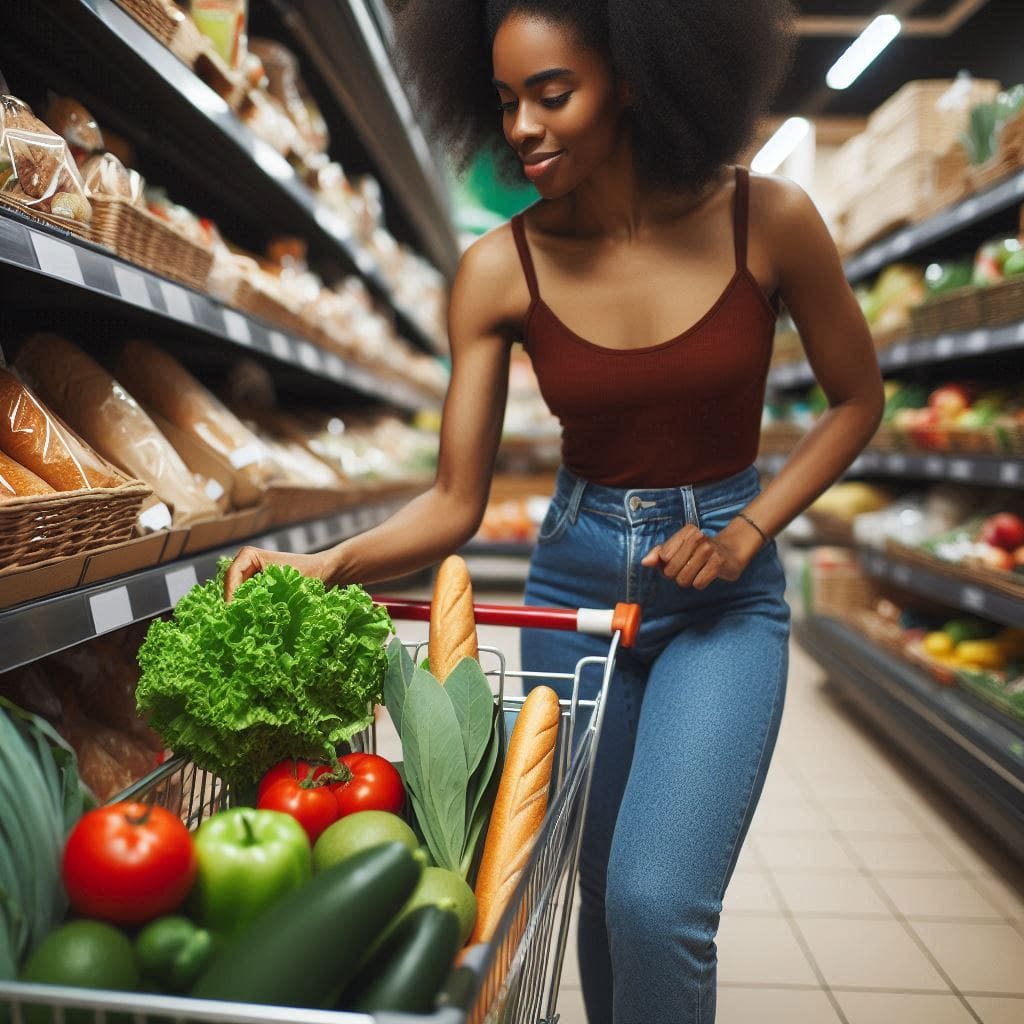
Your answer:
[226,2,884,1020]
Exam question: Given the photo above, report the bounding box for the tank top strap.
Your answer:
[511,214,540,303]
[733,166,750,271]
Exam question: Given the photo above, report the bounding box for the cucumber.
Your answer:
[340,905,460,1014]
[191,841,420,1008]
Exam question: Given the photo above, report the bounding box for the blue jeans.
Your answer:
[522,465,790,1024]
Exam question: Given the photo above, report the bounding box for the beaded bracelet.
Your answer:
[737,511,770,546]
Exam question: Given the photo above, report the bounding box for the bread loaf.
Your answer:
[16,334,218,525]
[428,555,479,681]
[469,685,560,945]
[0,368,121,491]
[0,450,55,499]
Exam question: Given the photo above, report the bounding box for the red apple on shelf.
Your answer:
[973,544,1016,572]
[928,384,973,418]
[1014,546,1024,568]
[979,513,1024,552]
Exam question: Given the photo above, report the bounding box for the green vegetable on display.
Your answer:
[136,561,393,793]
[135,916,217,993]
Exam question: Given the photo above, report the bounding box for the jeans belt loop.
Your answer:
[567,476,587,525]
[680,484,699,528]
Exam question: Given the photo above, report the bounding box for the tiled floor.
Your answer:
[389,595,1024,1023]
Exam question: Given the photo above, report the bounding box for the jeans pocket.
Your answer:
[697,497,756,538]
[537,499,571,544]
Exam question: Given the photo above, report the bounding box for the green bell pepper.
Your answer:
[136,916,217,993]
[191,808,311,938]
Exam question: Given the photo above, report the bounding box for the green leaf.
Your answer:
[444,658,495,779]
[401,668,469,873]
[383,637,414,734]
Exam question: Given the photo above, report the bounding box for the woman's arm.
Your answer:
[224,231,521,599]
[644,175,885,588]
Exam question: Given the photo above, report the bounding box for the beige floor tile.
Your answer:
[757,834,859,872]
[876,875,1006,921]
[973,874,1024,922]
[966,995,1024,1023]
[733,835,764,874]
[793,917,948,990]
[797,771,892,800]
[751,799,834,835]
[775,871,890,917]
[826,798,926,836]
[716,915,819,986]
[834,991,978,1024]
[556,986,587,1024]
[716,986,842,1023]
[723,870,783,914]
[910,921,1024,995]
[845,834,966,875]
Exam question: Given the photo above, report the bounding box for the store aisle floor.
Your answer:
[390,594,1024,1024]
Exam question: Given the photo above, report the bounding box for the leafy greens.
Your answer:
[136,561,393,792]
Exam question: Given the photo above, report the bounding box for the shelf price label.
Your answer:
[287,526,310,551]
[924,456,945,476]
[89,587,133,635]
[885,454,907,473]
[950,460,972,481]
[310,520,331,547]
[893,564,912,586]
[114,267,152,308]
[268,331,292,360]
[966,330,989,354]
[957,198,980,223]
[1000,462,1022,486]
[933,335,956,359]
[160,282,195,323]
[223,309,252,346]
[298,343,322,372]
[889,344,909,366]
[31,233,84,285]
[164,566,198,607]
[961,586,986,612]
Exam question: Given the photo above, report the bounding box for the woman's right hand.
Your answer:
[224,546,339,601]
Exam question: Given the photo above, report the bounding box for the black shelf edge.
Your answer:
[769,319,1024,392]
[0,498,406,674]
[0,210,440,413]
[844,169,1024,284]
[460,541,537,558]
[77,0,445,354]
[858,545,1024,629]
[758,450,1024,489]
[796,616,1024,857]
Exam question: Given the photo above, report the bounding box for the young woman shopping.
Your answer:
[225,2,884,1020]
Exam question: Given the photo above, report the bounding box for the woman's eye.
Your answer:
[498,99,517,113]
[541,92,572,109]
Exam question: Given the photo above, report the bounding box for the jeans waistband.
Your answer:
[551,464,761,526]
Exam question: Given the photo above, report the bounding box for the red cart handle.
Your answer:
[374,598,642,649]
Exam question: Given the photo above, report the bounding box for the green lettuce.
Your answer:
[136,561,393,792]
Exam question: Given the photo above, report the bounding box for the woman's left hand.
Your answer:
[640,524,757,590]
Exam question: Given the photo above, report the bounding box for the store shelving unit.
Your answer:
[0,208,438,413]
[0,496,408,675]
[796,616,1024,855]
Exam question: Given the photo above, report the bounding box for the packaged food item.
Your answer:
[249,39,328,156]
[0,95,92,223]
[191,0,248,69]
[0,450,55,499]
[80,152,145,205]
[43,95,104,162]
[0,367,124,490]
[15,334,218,526]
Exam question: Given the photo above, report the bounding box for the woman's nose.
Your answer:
[508,103,544,145]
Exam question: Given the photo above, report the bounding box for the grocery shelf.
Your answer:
[858,546,1024,629]
[844,169,1024,284]
[769,318,1024,391]
[0,208,438,414]
[0,498,406,675]
[10,0,444,353]
[758,450,1024,489]
[796,616,1024,856]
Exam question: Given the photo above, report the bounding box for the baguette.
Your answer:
[0,450,55,499]
[469,685,560,945]
[428,555,479,681]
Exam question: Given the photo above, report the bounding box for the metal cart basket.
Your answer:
[0,598,640,1024]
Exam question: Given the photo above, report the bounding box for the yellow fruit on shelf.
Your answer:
[923,632,955,657]
[954,640,1005,671]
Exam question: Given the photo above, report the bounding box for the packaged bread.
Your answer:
[0,95,92,223]
[16,334,218,526]
[114,339,282,508]
[0,367,124,491]
[80,152,145,205]
[43,95,104,160]
[0,450,55,499]
[249,39,329,156]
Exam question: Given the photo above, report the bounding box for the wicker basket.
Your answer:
[968,109,1024,192]
[871,424,905,452]
[87,195,213,292]
[980,277,1024,327]
[914,144,970,222]
[226,279,312,338]
[0,192,92,240]
[0,483,151,572]
[909,286,984,338]
[945,424,1003,455]
[845,151,935,252]
[112,0,208,65]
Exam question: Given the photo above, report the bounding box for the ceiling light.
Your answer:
[752,117,812,174]
[826,14,902,90]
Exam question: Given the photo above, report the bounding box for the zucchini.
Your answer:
[340,905,460,1014]
[191,841,420,1008]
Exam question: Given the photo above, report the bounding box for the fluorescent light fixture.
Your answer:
[752,117,811,174]
[826,14,902,90]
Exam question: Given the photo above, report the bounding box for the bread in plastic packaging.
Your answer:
[0,367,125,491]
[0,449,55,499]
[15,334,218,526]
[80,152,145,205]
[43,94,105,158]
[114,339,282,508]
[0,95,92,223]
[249,38,329,157]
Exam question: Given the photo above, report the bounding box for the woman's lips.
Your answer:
[522,151,564,182]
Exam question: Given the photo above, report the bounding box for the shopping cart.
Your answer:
[0,599,641,1024]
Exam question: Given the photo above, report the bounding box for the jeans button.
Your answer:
[629,496,642,512]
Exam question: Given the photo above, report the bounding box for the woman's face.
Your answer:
[492,14,627,199]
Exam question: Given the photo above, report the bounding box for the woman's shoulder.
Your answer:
[452,218,535,331]
[748,171,823,235]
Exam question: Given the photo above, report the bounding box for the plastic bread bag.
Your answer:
[114,339,284,507]
[0,366,126,491]
[80,152,146,205]
[0,95,92,224]
[0,450,55,500]
[249,38,329,156]
[43,94,105,161]
[15,334,219,527]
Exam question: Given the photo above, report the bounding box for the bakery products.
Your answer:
[428,555,479,681]
[0,450,55,498]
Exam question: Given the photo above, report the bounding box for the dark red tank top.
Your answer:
[512,167,777,488]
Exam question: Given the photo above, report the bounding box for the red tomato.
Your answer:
[330,754,404,817]
[62,802,197,926]
[257,777,340,844]
[256,759,322,803]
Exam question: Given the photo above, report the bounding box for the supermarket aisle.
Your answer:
[393,597,1024,1024]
